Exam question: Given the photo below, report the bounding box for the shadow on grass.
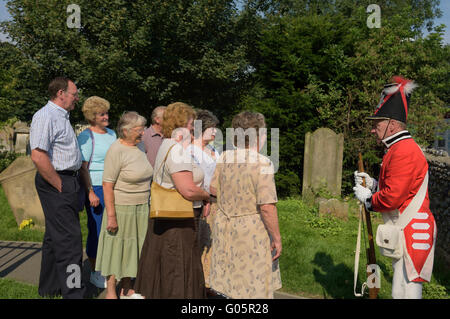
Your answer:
[312,252,356,299]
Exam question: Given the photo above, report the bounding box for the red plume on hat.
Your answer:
[367,76,418,123]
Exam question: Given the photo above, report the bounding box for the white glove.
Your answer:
[354,171,378,193]
[353,184,372,206]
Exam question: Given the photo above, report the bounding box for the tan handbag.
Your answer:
[149,144,194,219]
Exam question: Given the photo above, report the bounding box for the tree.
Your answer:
[237,0,448,197]
[1,0,252,124]
[0,42,46,122]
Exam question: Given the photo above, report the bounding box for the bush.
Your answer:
[0,151,21,173]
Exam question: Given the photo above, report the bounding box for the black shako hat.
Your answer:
[367,76,418,123]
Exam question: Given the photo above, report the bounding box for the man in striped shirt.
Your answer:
[30,77,86,299]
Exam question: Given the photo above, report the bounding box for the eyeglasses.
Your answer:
[130,127,145,134]
[64,90,79,98]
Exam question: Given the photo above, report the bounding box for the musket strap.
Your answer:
[354,203,368,297]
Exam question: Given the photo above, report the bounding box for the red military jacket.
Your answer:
[371,131,436,282]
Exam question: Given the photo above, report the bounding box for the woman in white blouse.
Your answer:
[188,109,219,293]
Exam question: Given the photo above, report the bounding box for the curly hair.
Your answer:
[161,102,196,138]
[231,111,266,148]
[82,96,110,125]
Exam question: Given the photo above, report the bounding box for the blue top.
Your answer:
[77,128,117,185]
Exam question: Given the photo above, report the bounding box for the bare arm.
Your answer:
[31,148,62,192]
[260,203,282,261]
[171,171,210,202]
[80,162,100,207]
[102,181,117,233]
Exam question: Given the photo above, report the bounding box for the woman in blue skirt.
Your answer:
[78,96,117,288]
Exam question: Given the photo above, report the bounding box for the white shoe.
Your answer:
[90,271,107,288]
[120,293,144,299]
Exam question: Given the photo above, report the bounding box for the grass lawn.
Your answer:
[277,197,449,299]
[0,186,448,299]
[0,278,43,299]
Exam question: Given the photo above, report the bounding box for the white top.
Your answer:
[154,139,204,208]
[186,143,218,193]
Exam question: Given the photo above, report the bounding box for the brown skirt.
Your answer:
[134,208,205,299]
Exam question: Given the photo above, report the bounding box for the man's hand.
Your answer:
[354,171,378,193]
[31,148,62,192]
[353,184,372,204]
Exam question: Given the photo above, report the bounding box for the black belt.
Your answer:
[56,170,79,177]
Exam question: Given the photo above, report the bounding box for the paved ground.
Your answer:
[0,240,304,299]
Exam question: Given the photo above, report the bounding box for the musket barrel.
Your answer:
[358,153,379,299]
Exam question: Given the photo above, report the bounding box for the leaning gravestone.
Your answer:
[0,156,45,229]
[302,128,344,204]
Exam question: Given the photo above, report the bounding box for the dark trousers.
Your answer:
[35,172,85,299]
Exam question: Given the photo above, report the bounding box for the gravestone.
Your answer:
[302,127,344,203]
[0,125,14,152]
[0,156,45,229]
[317,198,349,221]
[14,126,30,154]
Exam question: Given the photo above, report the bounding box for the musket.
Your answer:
[358,153,379,299]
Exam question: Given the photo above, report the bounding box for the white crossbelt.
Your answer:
[353,171,428,297]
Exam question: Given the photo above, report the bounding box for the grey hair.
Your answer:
[117,111,147,138]
[394,119,407,130]
[151,106,166,124]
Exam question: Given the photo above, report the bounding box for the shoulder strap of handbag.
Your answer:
[155,143,177,185]
[395,171,429,230]
[87,128,95,170]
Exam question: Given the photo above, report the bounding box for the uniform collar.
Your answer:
[382,130,412,149]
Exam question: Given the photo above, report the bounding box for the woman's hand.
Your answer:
[103,181,117,234]
[88,190,100,207]
[271,238,282,261]
[202,202,211,217]
[106,214,118,234]
[260,203,282,261]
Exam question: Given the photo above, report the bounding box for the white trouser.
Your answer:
[391,258,422,299]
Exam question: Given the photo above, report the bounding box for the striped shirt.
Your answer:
[30,100,82,171]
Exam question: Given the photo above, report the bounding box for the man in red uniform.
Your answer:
[353,76,436,299]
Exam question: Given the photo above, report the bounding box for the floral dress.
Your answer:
[209,149,282,298]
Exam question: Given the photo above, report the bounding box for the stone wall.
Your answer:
[424,148,450,261]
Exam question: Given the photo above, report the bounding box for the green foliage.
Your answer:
[0,0,448,200]
[237,0,448,197]
[0,152,22,173]
[423,282,449,299]
[307,214,343,238]
[1,0,252,124]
